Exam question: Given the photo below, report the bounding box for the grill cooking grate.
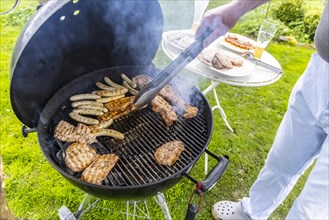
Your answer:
[53,101,208,187]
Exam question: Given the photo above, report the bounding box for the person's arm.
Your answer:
[195,0,269,47]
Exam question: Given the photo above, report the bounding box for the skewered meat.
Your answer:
[65,142,98,172]
[81,154,119,185]
[151,95,177,127]
[154,141,185,166]
[54,120,76,142]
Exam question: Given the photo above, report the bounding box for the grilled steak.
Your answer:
[104,96,135,111]
[54,121,96,144]
[159,85,198,119]
[213,53,233,69]
[65,142,98,172]
[154,140,185,166]
[132,74,152,88]
[151,95,177,126]
[54,120,76,142]
[133,75,198,119]
[81,154,119,185]
[73,123,96,144]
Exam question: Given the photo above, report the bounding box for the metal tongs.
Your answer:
[134,29,213,109]
[242,51,283,74]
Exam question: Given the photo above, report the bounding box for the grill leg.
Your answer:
[154,193,172,220]
[75,194,93,218]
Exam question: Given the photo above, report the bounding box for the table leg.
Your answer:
[202,81,234,132]
[202,81,234,174]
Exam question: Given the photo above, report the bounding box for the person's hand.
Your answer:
[195,3,241,47]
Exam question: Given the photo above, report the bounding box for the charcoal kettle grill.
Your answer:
[9,0,229,219]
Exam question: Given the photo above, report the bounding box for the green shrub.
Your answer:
[274,0,304,27]
[3,6,35,27]
[303,13,321,41]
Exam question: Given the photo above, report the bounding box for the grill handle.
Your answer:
[201,151,229,193]
[184,151,229,193]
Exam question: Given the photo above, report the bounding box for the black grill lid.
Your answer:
[10,0,163,128]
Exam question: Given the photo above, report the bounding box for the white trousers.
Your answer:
[242,53,329,220]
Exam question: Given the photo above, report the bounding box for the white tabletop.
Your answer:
[161,30,283,87]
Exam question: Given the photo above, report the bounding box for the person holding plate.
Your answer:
[196,0,328,219]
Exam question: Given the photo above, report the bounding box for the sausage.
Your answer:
[89,119,113,130]
[71,101,104,108]
[121,73,137,88]
[69,112,99,125]
[104,76,124,88]
[93,129,124,140]
[70,94,101,101]
[123,80,138,95]
[96,82,117,91]
[77,104,108,113]
[96,94,125,103]
[93,88,128,97]
[73,108,104,116]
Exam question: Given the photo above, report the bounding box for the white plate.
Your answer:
[163,30,195,51]
[196,48,254,78]
[217,33,256,53]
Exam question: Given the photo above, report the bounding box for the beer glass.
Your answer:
[253,19,279,59]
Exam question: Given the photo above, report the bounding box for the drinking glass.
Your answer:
[191,0,209,31]
[253,19,279,59]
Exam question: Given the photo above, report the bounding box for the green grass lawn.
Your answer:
[0,1,316,220]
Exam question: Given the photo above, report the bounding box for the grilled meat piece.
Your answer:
[65,142,98,172]
[159,85,198,119]
[154,140,185,166]
[104,96,135,111]
[133,75,198,119]
[54,120,76,142]
[151,95,177,126]
[132,74,152,89]
[183,105,198,119]
[99,104,137,122]
[198,48,217,67]
[230,57,243,67]
[224,34,255,50]
[54,120,96,144]
[81,154,119,185]
[100,96,137,122]
[73,123,96,144]
[213,53,233,69]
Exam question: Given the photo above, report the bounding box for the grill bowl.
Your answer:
[37,66,213,200]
